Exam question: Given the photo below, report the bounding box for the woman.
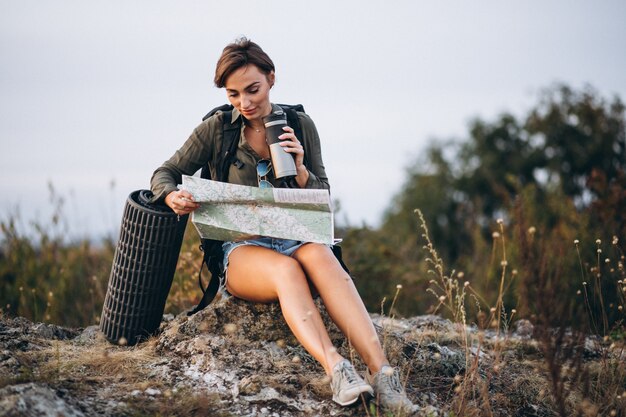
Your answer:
[151,38,414,414]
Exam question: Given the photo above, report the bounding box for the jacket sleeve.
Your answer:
[150,115,220,202]
[298,113,331,191]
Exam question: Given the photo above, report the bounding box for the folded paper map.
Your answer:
[181,175,334,244]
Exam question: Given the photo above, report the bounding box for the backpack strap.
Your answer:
[202,103,232,122]
[200,106,241,183]
[218,111,242,182]
[187,239,224,316]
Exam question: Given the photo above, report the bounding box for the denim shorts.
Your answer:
[221,237,308,285]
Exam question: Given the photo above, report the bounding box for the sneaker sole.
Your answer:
[332,386,374,406]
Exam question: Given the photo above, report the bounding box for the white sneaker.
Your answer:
[365,365,416,415]
[330,359,374,406]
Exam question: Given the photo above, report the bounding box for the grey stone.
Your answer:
[73,325,102,345]
[0,383,85,417]
[513,319,534,338]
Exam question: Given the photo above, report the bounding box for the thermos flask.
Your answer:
[263,109,297,179]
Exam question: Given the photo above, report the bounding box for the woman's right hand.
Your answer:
[165,190,200,215]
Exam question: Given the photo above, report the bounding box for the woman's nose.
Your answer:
[240,94,251,108]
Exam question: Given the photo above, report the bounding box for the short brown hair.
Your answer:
[214,38,275,88]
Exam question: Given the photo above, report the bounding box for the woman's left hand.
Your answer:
[279,126,309,187]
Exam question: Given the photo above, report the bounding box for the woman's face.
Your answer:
[225,65,274,121]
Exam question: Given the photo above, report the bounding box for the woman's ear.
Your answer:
[267,71,275,88]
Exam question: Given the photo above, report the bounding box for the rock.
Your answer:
[513,319,534,338]
[417,404,442,416]
[30,322,80,341]
[2,297,612,416]
[0,383,85,417]
[73,325,103,345]
[239,375,263,395]
[583,336,603,358]
[405,314,457,333]
[0,316,80,353]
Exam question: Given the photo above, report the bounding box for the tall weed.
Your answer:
[0,186,114,327]
[416,199,625,416]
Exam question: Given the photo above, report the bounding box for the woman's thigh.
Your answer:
[225,245,306,303]
[293,243,347,282]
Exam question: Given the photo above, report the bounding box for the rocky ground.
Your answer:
[0,296,622,417]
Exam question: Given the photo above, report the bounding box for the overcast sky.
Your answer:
[1,0,625,239]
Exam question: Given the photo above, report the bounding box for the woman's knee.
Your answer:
[270,254,303,275]
[293,243,333,265]
[271,256,309,290]
[294,244,347,279]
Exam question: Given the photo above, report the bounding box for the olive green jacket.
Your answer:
[150,104,330,202]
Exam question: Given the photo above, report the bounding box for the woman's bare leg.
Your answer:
[225,245,344,375]
[293,244,387,373]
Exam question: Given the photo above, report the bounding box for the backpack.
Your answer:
[187,104,350,315]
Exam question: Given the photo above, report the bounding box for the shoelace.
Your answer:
[333,362,359,389]
[341,364,359,385]
[378,369,403,394]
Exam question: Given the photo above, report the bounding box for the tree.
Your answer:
[383,84,625,262]
[345,84,626,320]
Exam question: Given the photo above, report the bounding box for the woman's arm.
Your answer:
[150,115,221,202]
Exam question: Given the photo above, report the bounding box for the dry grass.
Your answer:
[23,336,161,385]
[412,208,626,417]
[6,333,229,417]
